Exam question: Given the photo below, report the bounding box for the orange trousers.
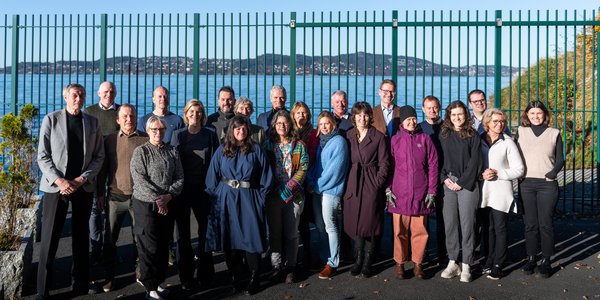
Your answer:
[392,214,429,265]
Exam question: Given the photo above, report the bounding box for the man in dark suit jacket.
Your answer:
[36,83,105,298]
[331,90,354,133]
[257,85,289,132]
[372,79,401,138]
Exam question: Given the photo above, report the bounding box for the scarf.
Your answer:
[319,128,339,149]
[295,123,313,142]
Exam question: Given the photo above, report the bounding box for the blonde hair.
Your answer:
[182,99,206,125]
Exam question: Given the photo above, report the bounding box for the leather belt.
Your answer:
[221,178,251,189]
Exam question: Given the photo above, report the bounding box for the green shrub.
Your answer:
[0,104,39,251]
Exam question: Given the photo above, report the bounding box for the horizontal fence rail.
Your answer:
[0,10,599,214]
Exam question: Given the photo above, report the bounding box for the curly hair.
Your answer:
[268,110,294,143]
[440,100,476,139]
[223,115,254,157]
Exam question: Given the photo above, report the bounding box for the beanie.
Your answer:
[398,105,417,124]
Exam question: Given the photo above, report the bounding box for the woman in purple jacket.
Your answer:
[388,105,438,279]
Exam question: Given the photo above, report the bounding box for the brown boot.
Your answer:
[414,264,425,279]
[395,264,405,279]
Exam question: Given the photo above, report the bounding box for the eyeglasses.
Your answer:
[491,120,506,125]
[149,127,166,133]
[275,122,289,127]
[379,89,395,94]
[470,99,486,104]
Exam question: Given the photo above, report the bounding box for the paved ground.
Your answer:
[20,211,600,300]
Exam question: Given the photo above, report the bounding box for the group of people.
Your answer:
[35,79,564,299]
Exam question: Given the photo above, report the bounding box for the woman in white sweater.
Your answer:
[479,108,524,280]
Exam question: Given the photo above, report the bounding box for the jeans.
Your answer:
[89,195,104,254]
[312,193,342,268]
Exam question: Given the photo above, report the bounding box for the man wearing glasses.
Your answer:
[373,79,401,138]
[468,89,489,134]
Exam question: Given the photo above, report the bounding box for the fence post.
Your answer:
[596,31,600,203]
[100,14,107,83]
[289,12,296,105]
[391,10,398,101]
[11,15,19,115]
[193,13,200,100]
[494,10,502,108]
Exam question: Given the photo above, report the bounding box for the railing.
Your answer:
[0,10,599,214]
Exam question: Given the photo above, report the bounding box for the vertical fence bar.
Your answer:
[596,31,600,206]
[193,13,200,99]
[289,12,296,104]
[100,14,107,83]
[391,10,398,94]
[494,10,502,107]
[11,15,19,115]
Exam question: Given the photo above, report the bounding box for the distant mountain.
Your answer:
[0,52,521,77]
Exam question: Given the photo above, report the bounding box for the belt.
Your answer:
[221,178,251,189]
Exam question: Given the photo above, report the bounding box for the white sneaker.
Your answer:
[157,286,170,296]
[441,260,462,279]
[460,263,472,282]
[146,291,165,300]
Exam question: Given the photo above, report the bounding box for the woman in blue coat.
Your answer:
[205,116,274,295]
[306,111,350,280]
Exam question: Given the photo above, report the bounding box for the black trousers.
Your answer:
[298,190,313,267]
[103,193,136,281]
[174,184,214,284]
[133,198,174,291]
[519,178,558,258]
[483,207,508,268]
[427,186,447,261]
[37,190,93,297]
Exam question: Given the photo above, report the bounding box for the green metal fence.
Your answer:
[0,10,599,214]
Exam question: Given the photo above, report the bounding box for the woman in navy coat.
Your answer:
[205,116,274,295]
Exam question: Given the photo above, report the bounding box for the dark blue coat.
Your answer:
[205,143,274,253]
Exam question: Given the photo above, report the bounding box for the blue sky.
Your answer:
[3,0,599,15]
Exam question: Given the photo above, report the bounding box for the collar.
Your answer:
[427,118,443,125]
[481,131,506,146]
[99,102,116,110]
[119,129,141,137]
[381,104,394,112]
[334,112,350,120]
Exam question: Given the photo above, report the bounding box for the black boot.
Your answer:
[350,239,365,276]
[244,252,261,295]
[360,239,375,278]
[225,251,244,292]
[537,257,552,278]
[245,271,260,295]
[522,255,537,275]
